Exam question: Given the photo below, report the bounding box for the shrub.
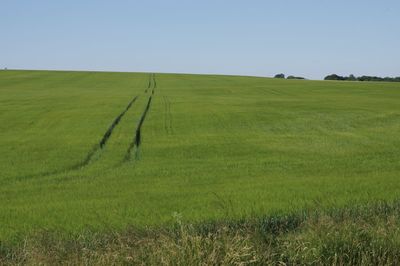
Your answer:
[274,73,285,79]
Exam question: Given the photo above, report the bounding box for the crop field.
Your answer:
[1,70,400,263]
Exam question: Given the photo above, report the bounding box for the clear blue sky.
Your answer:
[1,0,399,79]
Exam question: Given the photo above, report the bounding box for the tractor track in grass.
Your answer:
[12,74,156,182]
[69,73,158,166]
[145,73,156,94]
[13,93,140,181]
[125,96,153,160]
[145,74,152,93]
[125,74,156,160]
[163,95,173,134]
[152,73,157,92]
[78,94,139,167]
[99,96,138,149]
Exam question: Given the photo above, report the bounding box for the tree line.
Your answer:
[274,74,305,80]
[324,74,400,82]
[273,73,400,82]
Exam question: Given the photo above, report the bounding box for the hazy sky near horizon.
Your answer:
[1,0,399,79]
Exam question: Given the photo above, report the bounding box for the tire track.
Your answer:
[14,93,140,181]
[125,74,156,160]
[99,96,138,149]
[125,96,153,160]
[163,95,173,135]
[152,73,157,94]
[13,74,153,181]
[79,94,139,166]
[163,96,169,134]
[145,73,152,93]
[166,97,172,134]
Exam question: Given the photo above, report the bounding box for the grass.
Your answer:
[1,69,400,263]
[2,200,400,265]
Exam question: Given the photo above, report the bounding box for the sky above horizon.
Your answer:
[1,0,399,79]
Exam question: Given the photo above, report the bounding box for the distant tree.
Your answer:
[324,74,400,82]
[359,76,383,82]
[274,73,285,79]
[348,74,356,81]
[324,74,345,81]
[287,75,305,80]
[358,76,369,82]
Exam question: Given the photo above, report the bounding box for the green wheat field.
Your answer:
[1,70,400,264]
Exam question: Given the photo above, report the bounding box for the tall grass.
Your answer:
[2,200,400,265]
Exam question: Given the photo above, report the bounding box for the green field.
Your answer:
[1,69,400,243]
